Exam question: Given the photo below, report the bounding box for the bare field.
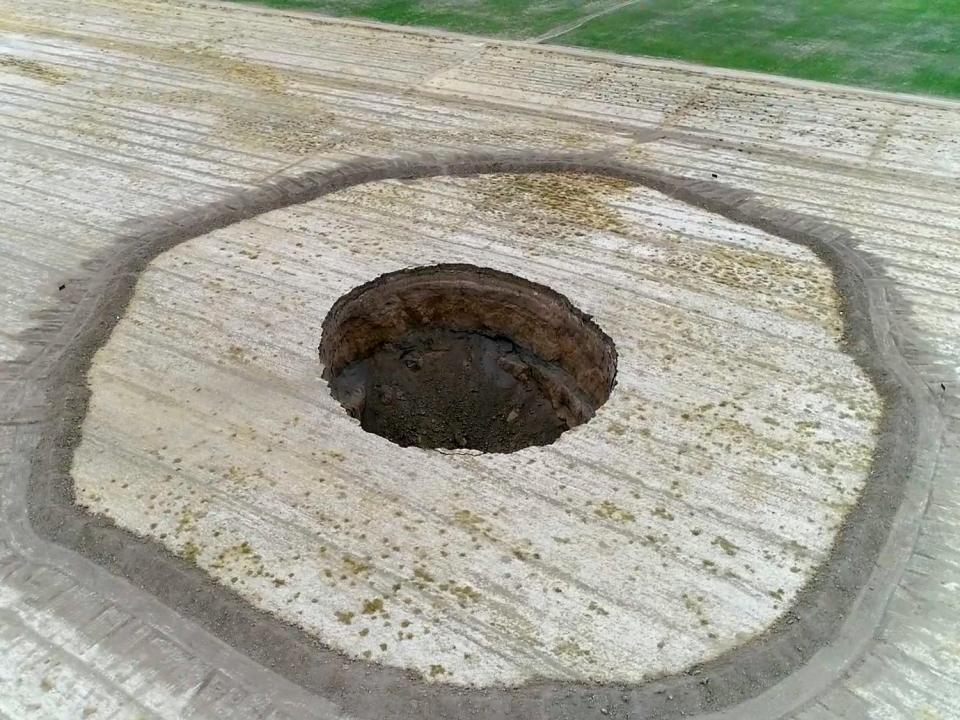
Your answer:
[1,1,959,719]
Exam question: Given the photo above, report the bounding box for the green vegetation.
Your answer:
[230,0,619,38]
[560,1,960,98]
[229,0,960,97]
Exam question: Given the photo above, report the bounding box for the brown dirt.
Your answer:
[319,264,619,452]
[329,328,585,452]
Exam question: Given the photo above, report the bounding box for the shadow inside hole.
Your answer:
[319,264,617,453]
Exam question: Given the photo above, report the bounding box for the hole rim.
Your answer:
[318,263,619,452]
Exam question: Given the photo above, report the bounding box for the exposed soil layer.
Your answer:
[331,329,582,451]
[320,264,618,452]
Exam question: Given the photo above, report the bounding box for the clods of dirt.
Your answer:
[329,328,592,452]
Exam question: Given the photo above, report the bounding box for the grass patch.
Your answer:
[219,0,960,97]
[559,1,960,98]
[227,0,621,38]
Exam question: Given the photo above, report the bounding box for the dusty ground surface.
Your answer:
[68,168,881,689]
[0,1,958,719]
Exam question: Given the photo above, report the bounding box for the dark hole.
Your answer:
[319,264,617,453]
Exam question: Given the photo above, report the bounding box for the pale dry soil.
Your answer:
[72,172,880,686]
[2,0,957,716]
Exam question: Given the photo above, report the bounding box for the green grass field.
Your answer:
[230,0,620,37]
[561,1,960,98]
[231,0,960,98]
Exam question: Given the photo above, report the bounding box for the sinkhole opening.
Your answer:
[319,264,617,453]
